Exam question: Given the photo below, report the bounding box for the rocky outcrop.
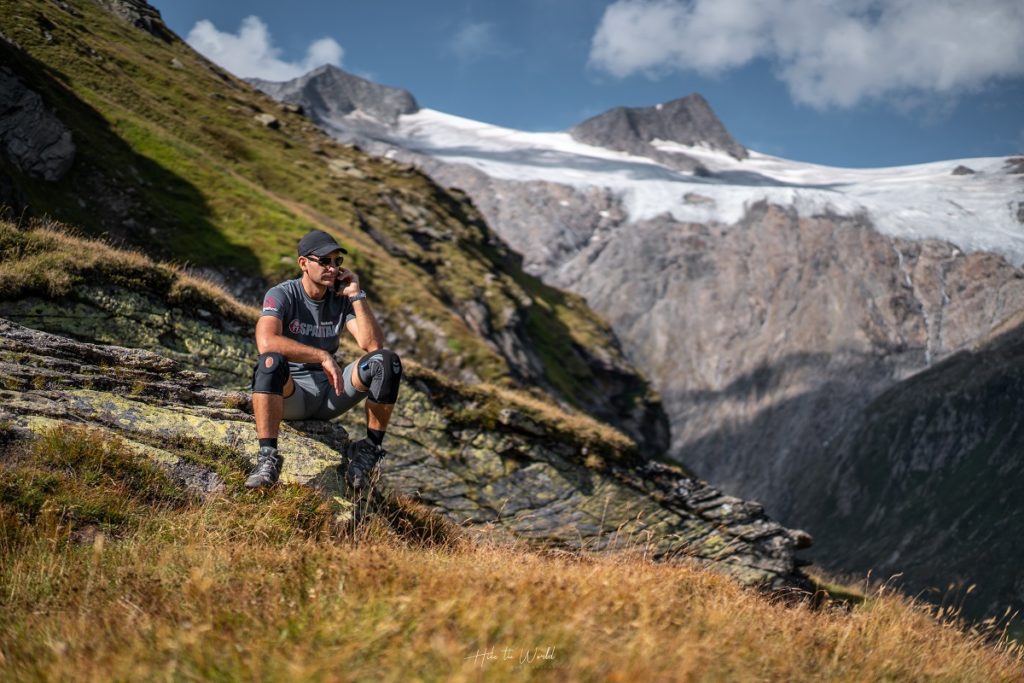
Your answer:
[0,317,812,591]
[250,66,419,128]
[93,0,175,42]
[569,94,748,168]
[0,67,75,181]
[0,282,256,389]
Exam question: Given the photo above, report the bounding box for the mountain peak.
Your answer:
[249,65,418,126]
[570,93,747,160]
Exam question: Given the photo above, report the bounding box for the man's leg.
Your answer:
[247,353,293,488]
[351,369,394,435]
[346,349,403,489]
[364,400,394,433]
[252,377,293,439]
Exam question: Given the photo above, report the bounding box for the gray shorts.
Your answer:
[282,359,368,421]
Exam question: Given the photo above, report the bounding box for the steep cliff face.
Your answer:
[552,203,1024,517]
[354,168,1024,528]
[797,314,1024,619]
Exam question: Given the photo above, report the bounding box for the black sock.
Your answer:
[367,428,385,447]
[259,437,278,450]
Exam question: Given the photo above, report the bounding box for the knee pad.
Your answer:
[252,352,290,395]
[356,349,402,404]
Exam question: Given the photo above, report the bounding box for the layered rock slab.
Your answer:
[0,318,810,591]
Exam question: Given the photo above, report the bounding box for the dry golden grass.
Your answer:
[1,427,1022,682]
[0,217,257,324]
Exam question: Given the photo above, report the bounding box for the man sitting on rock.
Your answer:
[246,229,402,490]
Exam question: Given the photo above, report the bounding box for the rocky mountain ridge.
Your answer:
[249,65,419,128]
[568,94,748,171]
[798,311,1024,619]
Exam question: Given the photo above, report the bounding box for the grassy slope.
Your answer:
[1,425,1022,681]
[0,0,657,418]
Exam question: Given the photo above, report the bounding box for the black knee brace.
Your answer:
[251,352,290,395]
[356,349,402,404]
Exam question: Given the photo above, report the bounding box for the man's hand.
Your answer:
[335,268,361,297]
[320,351,343,396]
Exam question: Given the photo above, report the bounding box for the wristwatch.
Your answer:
[348,290,367,302]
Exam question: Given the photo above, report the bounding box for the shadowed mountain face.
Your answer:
[797,315,1024,619]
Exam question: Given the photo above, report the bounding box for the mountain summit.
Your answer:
[569,94,748,161]
[250,65,418,127]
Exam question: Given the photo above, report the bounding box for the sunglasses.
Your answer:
[305,254,344,269]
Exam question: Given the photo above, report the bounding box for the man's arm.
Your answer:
[344,298,384,352]
[256,316,344,394]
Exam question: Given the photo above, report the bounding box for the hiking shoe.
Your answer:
[345,438,386,490]
[245,446,283,488]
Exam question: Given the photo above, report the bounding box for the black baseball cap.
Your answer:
[297,229,348,258]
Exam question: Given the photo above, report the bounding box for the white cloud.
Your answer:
[589,0,1024,108]
[449,21,508,63]
[187,16,344,81]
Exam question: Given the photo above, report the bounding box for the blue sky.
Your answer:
[157,0,1024,167]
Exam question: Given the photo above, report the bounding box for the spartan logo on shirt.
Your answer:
[288,318,339,338]
[262,295,279,313]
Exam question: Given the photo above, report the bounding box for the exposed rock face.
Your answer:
[388,160,628,277]
[250,66,419,127]
[0,67,75,181]
[549,203,1024,517]
[0,318,812,591]
[799,315,1024,619]
[0,283,255,389]
[93,0,175,42]
[569,94,748,168]
[362,171,1024,527]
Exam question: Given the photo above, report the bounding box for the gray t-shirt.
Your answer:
[260,278,356,371]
